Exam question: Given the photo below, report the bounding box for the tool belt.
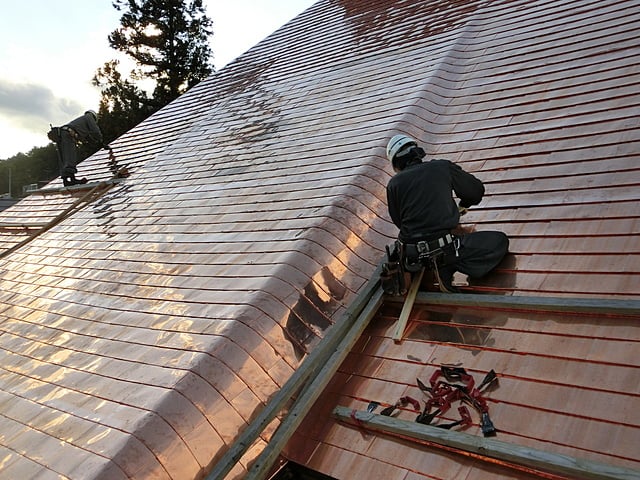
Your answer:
[381,242,408,296]
[61,126,79,141]
[403,233,456,260]
[402,233,459,272]
[380,234,459,295]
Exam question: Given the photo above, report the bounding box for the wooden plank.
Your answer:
[0,222,48,228]
[244,288,385,480]
[333,407,640,480]
[392,269,425,343]
[30,177,125,195]
[0,183,105,260]
[385,292,640,316]
[204,262,384,480]
[0,178,120,260]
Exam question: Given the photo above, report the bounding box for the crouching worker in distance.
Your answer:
[385,134,509,293]
[55,110,104,187]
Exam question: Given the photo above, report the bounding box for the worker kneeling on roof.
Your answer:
[54,110,106,187]
[385,134,509,293]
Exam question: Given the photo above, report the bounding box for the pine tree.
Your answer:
[93,0,214,143]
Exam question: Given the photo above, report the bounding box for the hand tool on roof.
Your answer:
[381,243,407,296]
[441,367,497,435]
[478,369,498,391]
[367,401,380,413]
[380,395,421,417]
[436,406,473,430]
[416,366,498,436]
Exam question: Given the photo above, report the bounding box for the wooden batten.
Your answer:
[334,407,640,480]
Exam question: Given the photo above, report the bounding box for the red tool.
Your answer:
[416,366,498,436]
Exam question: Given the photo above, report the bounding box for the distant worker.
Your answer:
[54,110,105,186]
[385,134,509,293]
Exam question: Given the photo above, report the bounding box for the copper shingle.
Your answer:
[1,0,639,479]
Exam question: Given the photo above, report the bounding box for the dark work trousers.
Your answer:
[442,231,509,278]
[58,130,79,178]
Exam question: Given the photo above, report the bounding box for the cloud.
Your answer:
[0,78,83,133]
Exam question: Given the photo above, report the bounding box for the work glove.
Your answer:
[458,202,469,216]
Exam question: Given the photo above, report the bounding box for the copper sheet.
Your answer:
[289,304,640,477]
[1,0,639,478]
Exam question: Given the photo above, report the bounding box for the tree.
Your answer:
[94,0,214,143]
[0,145,59,197]
[94,59,152,145]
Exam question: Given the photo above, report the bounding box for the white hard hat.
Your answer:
[386,134,417,162]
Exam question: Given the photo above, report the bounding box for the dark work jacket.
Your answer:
[386,159,484,242]
[66,112,103,145]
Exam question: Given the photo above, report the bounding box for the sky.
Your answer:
[0,0,317,159]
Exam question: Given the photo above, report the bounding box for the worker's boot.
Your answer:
[63,175,88,186]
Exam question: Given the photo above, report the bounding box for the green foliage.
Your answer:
[1,0,214,194]
[93,60,154,144]
[94,0,214,143]
[0,144,59,197]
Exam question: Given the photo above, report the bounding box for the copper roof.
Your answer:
[0,0,639,479]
